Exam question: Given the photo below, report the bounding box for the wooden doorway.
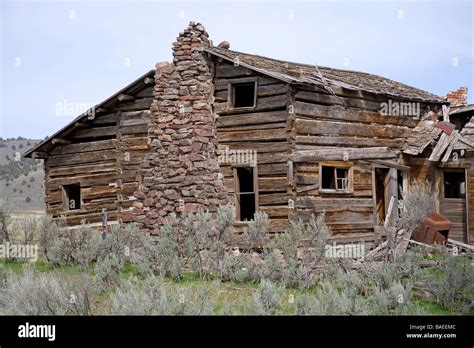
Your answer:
[373,167,408,226]
[373,168,399,226]
[440,169,468,243]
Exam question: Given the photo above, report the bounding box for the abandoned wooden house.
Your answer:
[24,22,474,246]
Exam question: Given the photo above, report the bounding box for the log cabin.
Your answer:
[24,22,474,246]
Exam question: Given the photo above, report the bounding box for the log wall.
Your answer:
[44,86,152,226]
[291,86,428,240]
[213,61,291,233]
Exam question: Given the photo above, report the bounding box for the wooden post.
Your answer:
[442,105,450,122]
[384,168,398,228]
[101,208,107,240]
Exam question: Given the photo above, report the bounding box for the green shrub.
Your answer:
[94,254,122,292]
[424,254,474,312]
[0,269,92,315]
[110,277,218,315]
[265,213,331,288]
[253,279,285,315]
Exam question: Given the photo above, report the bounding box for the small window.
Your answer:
[235,167,257,221]
[444,171,465,198]
[321,165,351,192]
[231,82,256,108]
[63,184,81,210]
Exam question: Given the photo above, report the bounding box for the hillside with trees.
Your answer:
[0,137,45,212]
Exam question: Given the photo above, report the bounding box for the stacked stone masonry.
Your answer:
[133,22,228,235]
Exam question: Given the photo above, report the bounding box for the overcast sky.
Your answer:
[1,0,473,139]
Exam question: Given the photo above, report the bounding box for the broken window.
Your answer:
[321,165,351,192]
[63,183,81,210]
[235,167,257,221]
[231,82,256,108]
[444,171,466,198]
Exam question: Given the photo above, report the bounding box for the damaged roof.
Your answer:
[26,46,447,158]
[205,47,445,103]
[403,114,474,160]
[450,104,474,116]
[403,119,442,156]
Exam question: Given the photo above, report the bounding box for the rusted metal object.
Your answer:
[435,121,456,135]
[412,212,451,245]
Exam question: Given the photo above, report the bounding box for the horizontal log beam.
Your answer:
[51,138,71,145]
[291,147,399,162]
[118,94,135,101]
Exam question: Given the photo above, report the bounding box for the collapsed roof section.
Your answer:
[403,105,474,161]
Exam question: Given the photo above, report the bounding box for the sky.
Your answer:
[1,0,473,139]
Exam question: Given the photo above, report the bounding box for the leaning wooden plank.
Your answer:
[384,195,396,229]
[291,147,398,162]
[447,238,474,251]
[395,229,412,254]
[365,160,410,171]
[441,132,460,162]
[456,134,474,148]
[429,131,458,162]
[296,183,320,193]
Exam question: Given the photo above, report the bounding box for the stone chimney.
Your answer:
[134,22,228,235]
[445,87,468,107]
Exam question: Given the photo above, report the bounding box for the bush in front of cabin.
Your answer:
[397,180,436,234]
[0,268,92,315]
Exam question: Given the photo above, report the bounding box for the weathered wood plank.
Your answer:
[295,135,405,148]
[47,150,117,167]
[49,139,117,156]
[218,128,287,142]
[217,111,288,127]
[291,147,398,162]
[294,101,419,127]
[295,119,411,139]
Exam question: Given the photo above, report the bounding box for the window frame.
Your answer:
[443,169,466,199]
[227,77,258,110]
[319,161,354,194]
[62,183,82,211]
[233,163,259,222]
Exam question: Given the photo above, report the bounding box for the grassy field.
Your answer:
[0,207,472,316]
[0,259,465,316]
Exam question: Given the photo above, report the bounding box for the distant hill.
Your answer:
[0,138,45,212]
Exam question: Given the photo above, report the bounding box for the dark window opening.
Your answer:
[444,171,465,198]
[450,114,471,131]
[236,167,256,221]
[321,166,349,191]
[232,82,256,108]
[64,184,81,210]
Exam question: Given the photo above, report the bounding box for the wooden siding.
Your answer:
[214,61,291,233]
[291,86,423,240]
[44,86,152,225]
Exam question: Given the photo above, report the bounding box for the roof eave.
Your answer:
[24,69,156,158]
